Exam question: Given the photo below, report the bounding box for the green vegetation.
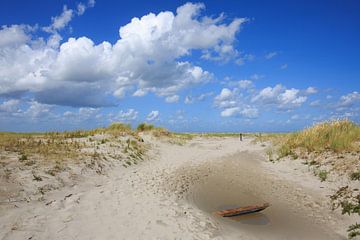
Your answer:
[348,223,360,239]
[279,120,360,154]
[202,132,241,137]
[136,122,155,132]
[331,186,360,216]
[255,120,360,238]
[107,122,132,132]
[350,171,360,181]
[317,170,328,182]
[330,186,360,239]
[19,153,28,161]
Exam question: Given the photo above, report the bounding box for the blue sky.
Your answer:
[0,0,359,132]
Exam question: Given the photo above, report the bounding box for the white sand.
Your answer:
[0,136,354,239]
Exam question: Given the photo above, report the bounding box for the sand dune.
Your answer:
[0,135,354,239]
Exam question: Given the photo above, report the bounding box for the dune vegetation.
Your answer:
[279,119,360,154]
[257,119,360,239]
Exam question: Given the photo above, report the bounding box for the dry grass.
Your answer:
[280,119,360,153]
[258,120,360,237]
[0,122,138,162]
[0,122,149,202]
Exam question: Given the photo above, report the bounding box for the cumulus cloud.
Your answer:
[220,106,258,118]
[146,110,159,121]
[214,87,258,119]
[0,25,32,48]
[214,83,312,119]
[251,84,307,109]
[237,80,253,89]
[0,2,245,108]
[25,101,52,119]
[305,86,318,94]
[214,88,239,109]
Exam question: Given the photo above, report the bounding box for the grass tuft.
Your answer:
[348,223,360,239]
[350,171,360,181]
[280,119,360,154]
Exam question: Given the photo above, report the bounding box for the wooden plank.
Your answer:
[215,203,270,217]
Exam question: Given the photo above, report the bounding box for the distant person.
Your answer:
[239,133,243,141]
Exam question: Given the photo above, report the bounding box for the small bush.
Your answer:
[350,171,360,181]
[33,174,42,181]
[107,122,131,132]
[136,123,154,132]
[348,223,360,239]
[318,170,328,182]
[265,147,274,162]
[19,154,27,161]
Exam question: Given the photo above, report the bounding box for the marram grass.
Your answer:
[281,119,360,153]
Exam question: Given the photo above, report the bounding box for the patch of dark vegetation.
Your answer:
[350,171,360,181]
[347,223,360,239]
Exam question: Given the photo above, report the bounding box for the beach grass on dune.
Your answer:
[0,122,137,160]
[280,119,360,153]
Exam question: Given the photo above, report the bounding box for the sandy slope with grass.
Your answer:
[0,134,357,239]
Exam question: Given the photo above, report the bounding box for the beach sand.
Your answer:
[0,135,354,239]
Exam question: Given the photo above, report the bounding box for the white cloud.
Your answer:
[305,86,318,94]
[0,2,245,107]
[221,106,258,118]
[265,51,277,59]
[113,109,138,122]
[77,3,86,15]
[215,88,233,101]
[252,84,307,109]
[197,92,213,101]
[77,0,96,16]
[63,111,74,117]
[0,99,21,113]
[237,80,253,89]
[235,53,255,65]
[133,89,148,97]
[79,107,98,117]
[214,88,238,109]
[310,100,321,106]
[184,92,213,104]
[221,107,239,117]
[146,110,159,121]
[25,101,52,119]
[252,84,284,104]
[184,95,194,104]
[165,95,180,103]
[0,25,32,48]
[43,5,73,32]
[338,91,360,107]
[88,0,96,8]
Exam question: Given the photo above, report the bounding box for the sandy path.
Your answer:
[0,136,351,239]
